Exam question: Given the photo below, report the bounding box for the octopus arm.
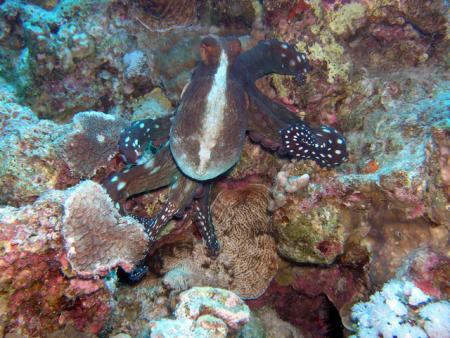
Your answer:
[134,175,199,243]
[192,184,220,256]
[239,40,348,167]
[102,143,179,205]
[118,115,173,164]
[234,39,311,84]
[280,123,348,168]
[247,90,348,167]
[120,176,200,283]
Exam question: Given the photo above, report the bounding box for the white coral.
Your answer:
[350,279,450,338]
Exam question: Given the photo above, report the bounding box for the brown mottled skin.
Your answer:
[102,36,348,281]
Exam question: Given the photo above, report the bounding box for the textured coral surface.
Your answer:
[0,0,449,336]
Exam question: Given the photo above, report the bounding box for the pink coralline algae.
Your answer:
[0,190,111,336]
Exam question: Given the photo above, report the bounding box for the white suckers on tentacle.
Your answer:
[280,123,348,167]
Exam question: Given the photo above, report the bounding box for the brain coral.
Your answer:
[62,180,149,277]
[161,183,278,300]
[211,183,279,299]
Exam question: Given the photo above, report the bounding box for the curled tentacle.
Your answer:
[118,115,173,164]
[134,175,200,243]
[280,123,348,167]
[236,39,348,168]
[118,260,149,284]
[234,39,311,84]
[102,143,179,206]
[192,184,220,256]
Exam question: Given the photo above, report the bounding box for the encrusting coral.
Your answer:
[62,180,149,277]
[60,111,127,178]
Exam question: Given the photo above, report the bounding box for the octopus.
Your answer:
[103,36,348,280]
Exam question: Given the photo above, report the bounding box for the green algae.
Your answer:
[307,31,351,83]
[276,205,344,264]
[328,3,366,37]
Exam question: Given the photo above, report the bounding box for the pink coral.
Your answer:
[175,287,251,331]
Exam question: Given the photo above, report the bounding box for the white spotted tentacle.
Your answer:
[280,122,348,168]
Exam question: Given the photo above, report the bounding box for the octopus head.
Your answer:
[200,36,221,65]
[200,36,242,66]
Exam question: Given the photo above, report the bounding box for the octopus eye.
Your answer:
[289,59,296,68]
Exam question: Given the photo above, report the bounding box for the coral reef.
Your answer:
[0,0,448,336]
[105,276,171,337]
[0,93,67,205]
[0,101,128,205]
[254,307,306,338]
[0,189,111,336]
[60,112,127,178]
[210,183,278,299]
[275,202,345,264]
[268,163,310,211]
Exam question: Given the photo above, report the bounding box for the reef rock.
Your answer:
[275,202,345,264]
[0,92,129,206]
